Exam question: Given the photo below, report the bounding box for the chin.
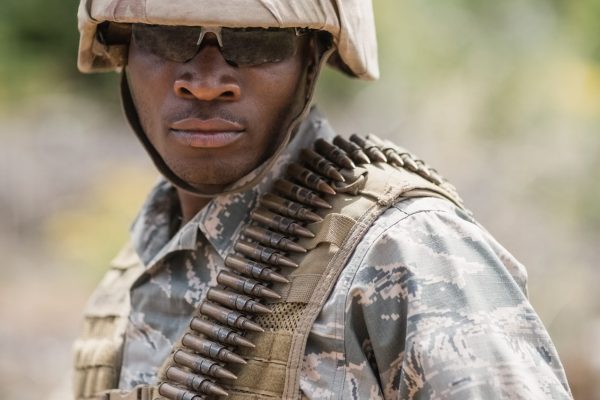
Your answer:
[169,157,257,188]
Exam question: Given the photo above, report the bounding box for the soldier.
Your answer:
[73,0,573,399]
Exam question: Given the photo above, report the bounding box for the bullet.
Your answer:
[427,168,445,185]
[207,288,273,315]
[333,136,371,165]
[365,134,404,166]
[413,159,433,179]
[217,271,282,300]
[365,147,388,163]
[400,153,419,172]
[315,138,356,169]
[235,239,299,268]
[158,382,205,400]
[199,301,264,333]
[225,255,289,284]
[190,318,256,348]
[251,208,315,239]
[301,148,345,182]
[274,179,332,209]
[166,367,229,397]
[173,350,238,380]
[384,149,405,167]
[182,333,246,364]
[242,226,307,254]
[287,163,336,195]
[260,193,323,223]
[349,134,387,163]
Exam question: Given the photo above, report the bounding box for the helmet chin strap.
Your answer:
[121,45,334,198]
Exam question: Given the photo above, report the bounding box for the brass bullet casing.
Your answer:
[349,134,387,163]
[315,138,356,169]
[300,148,345,182]
[413,159,433,179]
[365,134,404,166]
[166,367,229,397]
[384,149,405,167]
[332,136,371,165]
[287,163,336,195]
[182,333,246,364]
[225,255,289,284]
[274,179,332,210]
[217,271,282,300]
[260,193,323,223]
[427,168,445,185]
[242,225,307,254]
[399,153,419,172]
[190,317,256,348]
[251,208,316,238]
[173,350,238,380]
[158,382,205,400]
[207,288,272,315]
[235,239,299,268]
[199,301,264,333]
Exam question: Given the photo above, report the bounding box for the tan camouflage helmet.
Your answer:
[77,0,379,80]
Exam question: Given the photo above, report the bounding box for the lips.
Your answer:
[169,118,245,148]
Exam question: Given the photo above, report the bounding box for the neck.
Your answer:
[176,187,214,224]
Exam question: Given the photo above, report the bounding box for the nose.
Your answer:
[173,40,241,102]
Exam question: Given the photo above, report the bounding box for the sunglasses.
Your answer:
[124,24,308,67]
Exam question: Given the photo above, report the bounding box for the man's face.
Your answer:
[126,29,311,190]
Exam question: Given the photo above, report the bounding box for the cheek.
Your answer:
[243,59,306,118]
[126,47,173,134]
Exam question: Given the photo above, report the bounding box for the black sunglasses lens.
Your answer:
[221,28,297,66]
[132,25,200,62]
[131,25,300,66]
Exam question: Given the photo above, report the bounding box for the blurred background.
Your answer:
[0,0,599,398]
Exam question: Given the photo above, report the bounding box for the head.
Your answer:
[124,25,323,193]
[77,0,379,197]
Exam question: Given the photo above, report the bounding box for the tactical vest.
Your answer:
[73,134,464,400]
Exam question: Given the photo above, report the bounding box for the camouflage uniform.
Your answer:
[79,109,572,399]
[74,1,572,398]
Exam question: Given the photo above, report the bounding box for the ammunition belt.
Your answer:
[96,134,462,400]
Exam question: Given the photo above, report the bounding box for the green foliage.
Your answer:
[567,0,600,63]
[0,0,599,104]
[0,0,116,103]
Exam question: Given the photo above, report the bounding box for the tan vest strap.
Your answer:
[302,212,357,250]
[284,274,324,303]
[97,385,160,400]
[73,242,145,400]
[283,181,409,399]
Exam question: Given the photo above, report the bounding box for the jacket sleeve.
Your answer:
[342,199,572,399]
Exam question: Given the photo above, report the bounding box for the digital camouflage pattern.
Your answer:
[80,109,572,399]
[301,197,571,399]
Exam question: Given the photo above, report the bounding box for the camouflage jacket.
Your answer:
[76,109,572,399]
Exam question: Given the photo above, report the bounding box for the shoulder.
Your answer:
[342,195,529,304]
[336,197,572,399]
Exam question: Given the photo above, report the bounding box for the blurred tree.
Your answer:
[568,0,600,63]
[0,0,116,104]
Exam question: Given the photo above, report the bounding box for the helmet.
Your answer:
[77,0,379,80]
[76,0,379,197]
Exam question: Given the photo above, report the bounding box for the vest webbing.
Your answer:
[73,136,465,400]
[214,162,462,399]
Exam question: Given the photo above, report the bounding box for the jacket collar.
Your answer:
[130,108,335,272]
